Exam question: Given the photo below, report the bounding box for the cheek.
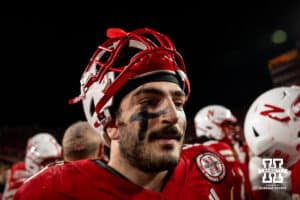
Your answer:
[178,110,186,119]
[177,110,186,121]
[177,110,187,127]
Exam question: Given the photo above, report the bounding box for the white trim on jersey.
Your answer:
[209,188,220,200]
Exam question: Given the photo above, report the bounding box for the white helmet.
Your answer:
[244,85,300,168]
[194,105,240,144]
[69,28,190,146]
[25,133,62,175]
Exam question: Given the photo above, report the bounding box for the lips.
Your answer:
[155,134,181,141]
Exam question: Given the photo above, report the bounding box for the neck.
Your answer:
[108,145,168,192]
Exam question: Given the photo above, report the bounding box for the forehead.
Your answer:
[129,81,185,97]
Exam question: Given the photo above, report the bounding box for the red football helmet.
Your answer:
[69,27,190,145]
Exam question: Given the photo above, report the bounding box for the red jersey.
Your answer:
[203,140,252,200]
[2,162,31,200]
[14,144,227,200]
[291,159,300,198]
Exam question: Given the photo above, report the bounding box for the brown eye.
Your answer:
[141,99,159,107]
[174,101,184,108]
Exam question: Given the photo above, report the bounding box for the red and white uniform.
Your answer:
[203,140,253,200]
[2,162,31,200]
[234,142,253,199]
[14,145,228,200]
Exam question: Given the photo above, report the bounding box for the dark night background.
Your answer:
[0,3,300,153]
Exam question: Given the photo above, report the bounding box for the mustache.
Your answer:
[148,126,183,142]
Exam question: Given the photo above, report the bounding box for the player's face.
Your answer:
[116,81,187,172]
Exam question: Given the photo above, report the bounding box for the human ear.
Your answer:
[106,120,119,140]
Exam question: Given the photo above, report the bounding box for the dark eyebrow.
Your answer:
[133,87,185,98]
[172,90,185,98]
[133,88,164,97]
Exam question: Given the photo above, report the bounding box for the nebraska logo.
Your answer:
[260,96,300,122]
[196,152,226,183]
[260,104,291,122]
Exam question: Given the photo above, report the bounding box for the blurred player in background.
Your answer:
[244,85,300,199]
[62,120,107,161]
[191,104,253,200]
[2,132,61,200]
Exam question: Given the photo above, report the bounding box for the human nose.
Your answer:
[161,98,179,125]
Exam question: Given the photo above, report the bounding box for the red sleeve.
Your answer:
[13,163,64,200]
[2,162,30,200]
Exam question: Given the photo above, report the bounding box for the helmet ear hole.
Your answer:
[89,98,95,117]
[252,127,260,137]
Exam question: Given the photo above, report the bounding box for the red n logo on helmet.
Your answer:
[260,104,291,122]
